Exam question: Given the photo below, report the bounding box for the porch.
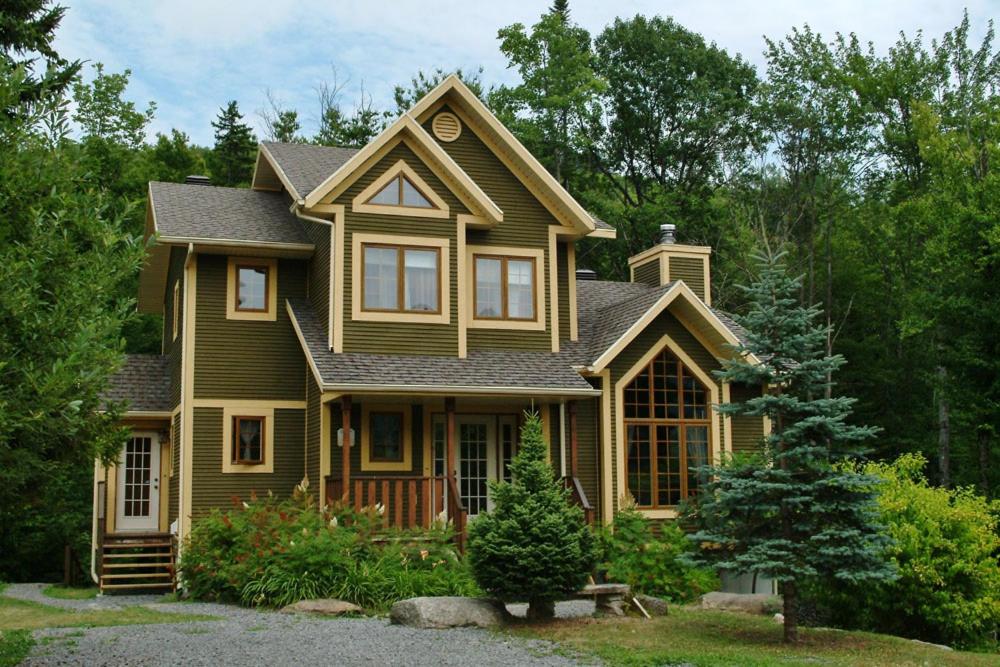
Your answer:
[320,395,597,548]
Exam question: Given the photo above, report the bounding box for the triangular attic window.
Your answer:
[366,175,433,208]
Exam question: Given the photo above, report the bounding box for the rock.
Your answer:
[910,639,953,652]
[389,597,510,629]
[773,613,784,624]
[596,598,626,616]
[280,598,363,616]
[633,594,669,616]
[700,592,782,615]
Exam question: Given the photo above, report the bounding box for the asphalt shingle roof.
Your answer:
[105,354,171,412]
[288,299,597,394]
[262,142,359,198]
[149,181,310,246]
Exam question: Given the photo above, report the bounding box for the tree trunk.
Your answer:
[783,580,798,643]
[937,365,951,488]
[527,598,555,621]
[979,427,991,496]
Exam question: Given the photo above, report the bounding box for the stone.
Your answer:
[700,592,782,615]
[389,597,510,629]
[633,594,669,616]
[773,613,784,624]
[280,598,363,616]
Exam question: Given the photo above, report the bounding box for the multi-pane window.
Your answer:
[624,349,711,507]
[362,244,440,313]
[369,412,404,462]
[367,174,433,208]
[473,255,536,320]
[232,417,264,465]
[236,265,268,312]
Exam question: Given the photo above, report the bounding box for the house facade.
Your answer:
[92,76,766,590]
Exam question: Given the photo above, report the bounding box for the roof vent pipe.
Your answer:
[575,268,597,281]
[185,175,212,186]
[659,223,676,245]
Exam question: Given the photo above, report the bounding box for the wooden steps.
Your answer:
[99,532,176,593]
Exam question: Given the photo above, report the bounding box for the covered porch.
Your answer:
[319,394,598,549]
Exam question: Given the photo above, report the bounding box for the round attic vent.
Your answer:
[432,112,462,142]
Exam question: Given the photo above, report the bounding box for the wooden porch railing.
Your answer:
[325,475,467,550]
[564,476,596,526]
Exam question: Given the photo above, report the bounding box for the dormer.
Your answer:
[628,224,712,304]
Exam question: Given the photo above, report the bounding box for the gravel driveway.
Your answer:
[6,584,596,666]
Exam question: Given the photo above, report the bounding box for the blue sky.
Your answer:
[53,0,997,145]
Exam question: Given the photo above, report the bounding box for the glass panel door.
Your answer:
[116,433,160,531]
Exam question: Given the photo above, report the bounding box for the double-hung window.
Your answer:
[473,255,536,321]
[362,244,440,314]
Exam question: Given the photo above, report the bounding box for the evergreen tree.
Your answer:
[467,412,596,620]
[271,110,301,143]
[550,0,570,21]
[210,101,256,186]
[0,0,79,108]
[683,251,894,643]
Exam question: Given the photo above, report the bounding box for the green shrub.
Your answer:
[806,454,1000,650]
[467,411,596,620]
[598,505,719,603]
[179,482,478,612]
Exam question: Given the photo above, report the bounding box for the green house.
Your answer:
[91,76,767,591]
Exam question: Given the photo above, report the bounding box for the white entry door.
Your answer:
[116,432,161,532]
[456,416,497,517]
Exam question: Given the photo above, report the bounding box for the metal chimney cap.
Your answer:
[659,223,676,244]
[575,268,597,281]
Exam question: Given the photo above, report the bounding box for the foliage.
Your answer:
[392,67,486,113]
[0,0,79,108]
[0,595,215,631]
[806,454,1000,649]
[597,506,718,603]
[0,629,33,667]
[0,62,143,581]
[41,585,97,600]
[315,74,387,148]
[179,484,478,612]
[683,252,894,642]
[209,100,256,186]
[73,63,156,151]
[467,412,596,620]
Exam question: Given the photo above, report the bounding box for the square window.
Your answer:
[236,266,268,311]
[362,244,440,313]
[232,417,264,464]
[369,412,404,462]
[473,255,536,321]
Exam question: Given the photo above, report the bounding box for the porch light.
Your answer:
[336,428,355,448]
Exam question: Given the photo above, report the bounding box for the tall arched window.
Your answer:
[624,348,711,508]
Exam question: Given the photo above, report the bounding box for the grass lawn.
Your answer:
[511,607,1000,667]
[41,585,98,600]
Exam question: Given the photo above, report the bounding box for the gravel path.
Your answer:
[6,584,598,666]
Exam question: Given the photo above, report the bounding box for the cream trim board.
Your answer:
[226,257,278,322]
[457,216,468,358]
[465,244,546,332]
[613,334,723,518]
[628,243,711,267]
[351,159,450,219]
[456,213,494,230]
[221,406,275,474]
[350,232,451,325]
[333,208,345,352]
[360,403,413,472]
[587,227,617,239]
[193,399,306,409]
[599,370,613,524]
[180,249,196,543]
[256,144,303,201]
[722,382,732,456]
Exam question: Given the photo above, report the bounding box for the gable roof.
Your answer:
[104,354,172,414]
[287,299,598,396]
[257,142,359,200]
[148,181,311,248]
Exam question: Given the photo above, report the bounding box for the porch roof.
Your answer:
[287,299,599,396]
[104,354,172,413]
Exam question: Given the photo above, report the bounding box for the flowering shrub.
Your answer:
[179,482,479,611]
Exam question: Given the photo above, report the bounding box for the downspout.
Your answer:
[292,205,333,227]
[559,401,567,478]
[178,244,194,546]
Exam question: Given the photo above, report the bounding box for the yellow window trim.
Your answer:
[361,403,413,472]
[221,405,275,474]
[226,257,278,322]
[465,244,546,332]
[351,232,450,325]
[352,159,450,219]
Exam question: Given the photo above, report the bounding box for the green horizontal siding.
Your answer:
[305,372,320,487]
[633,258,660,287]
[670,256,706,300]
[302,218,330,331]
[329,403,424,479]
[336,143,463,356]
[573,396,601,518]
[166,247,186,408]
[191,407,305,514]
[169,412,180,525]
[193,255,306,400]
[558,242,570,342]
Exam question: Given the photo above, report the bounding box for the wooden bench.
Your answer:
[572,583,631,616]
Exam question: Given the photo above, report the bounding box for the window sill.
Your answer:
[352,309,450,325]
[468,317,545,331]
[636,508,679,519]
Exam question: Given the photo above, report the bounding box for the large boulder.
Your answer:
[389,596,510,629]
[280,599,363,616]
[633,593,669,617]
[700,592,781,615]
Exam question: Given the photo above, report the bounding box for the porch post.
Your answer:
[569,400,579,478]
[445,397,456,480]
[341,396,352,501]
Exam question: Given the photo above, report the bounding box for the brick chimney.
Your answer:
[628,224,712,304]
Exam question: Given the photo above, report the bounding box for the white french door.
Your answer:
[432,414,520,517]
[115,432,161,532]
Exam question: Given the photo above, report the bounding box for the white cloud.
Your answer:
[53,0,997,145]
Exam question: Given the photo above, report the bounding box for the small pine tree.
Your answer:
[210,100,256,186]
[683,251,894,643]
[467,411,595,620]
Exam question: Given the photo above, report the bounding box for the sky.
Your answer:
[53,0,998,145]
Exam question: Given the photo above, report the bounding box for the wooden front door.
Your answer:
[115,432,161,532]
